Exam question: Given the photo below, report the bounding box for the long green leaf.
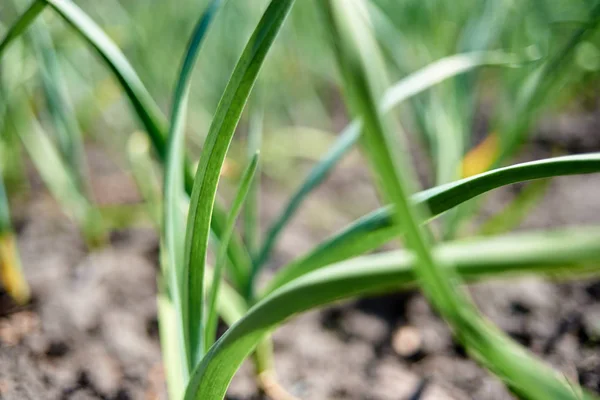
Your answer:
[127,132,161,226]
[162,0,224,380]
[0,0,46,56]
[479,178,550,236]
[157,292,185,400]
[28,20,89,191]
[26,23,105,245]
[0,166,30,304]
[0,157,13,238]
[42,0,166,153]
[6,0,251,275]
[183,0,295,368]
[325,2,593,398]
[205,152,259,351]
[15,104,105,245]
[497,2,600,163]
[264,152,600,293]
[186,227,600,400]
[1,74,94,244]
[254,50,522,274]
[205,266,247,327]
[157,262,246,400]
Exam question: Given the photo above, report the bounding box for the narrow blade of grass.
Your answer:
[127,132,161,227]
[0,104,27,194]
[162,0,224,380]
[41,0,251,289]
[182,0,295,368]
[264,152,600,294]
[1,75,103,245]
[204,265,247,327]
[253,121,360,274]
[0,0,249,269]
[0,171,30,304]
[253,50,520,280]
[165,0,224,295]
[25,18,104,243]
[0,0,46,56]
[28,20,89,191]
[42,0,166,154]
[479,178,550,236]
[0,67,30,305]
[13,103,105,245]
[0,233,29,305]
[497,2,600,163]
[157,293,185,400]
[185,227,600,400]
[324,1,593,398]
[157,256,246,400]
[205,152,259,351]
[97,204,155,230]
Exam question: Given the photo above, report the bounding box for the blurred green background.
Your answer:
[1,0,599,242]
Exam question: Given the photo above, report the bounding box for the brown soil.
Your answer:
[1,109,600,400]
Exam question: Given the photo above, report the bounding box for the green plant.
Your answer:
[0,163,29,304]
[2,0,600,399]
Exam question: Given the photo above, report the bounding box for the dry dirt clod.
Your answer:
[0,311,39,346]
[392,326,422,358]
[258,370,300,400]
[144,362,166,400]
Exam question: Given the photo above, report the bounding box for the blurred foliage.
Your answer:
[1,1,599,397]
[1,0,598,172]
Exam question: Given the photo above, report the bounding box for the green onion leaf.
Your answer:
[0,0,46,56]
[186,227,600,400]
[42,0,251,292]
[205,152,259,351]
[253,50,522,275]
[182,0,295,369]
[323,1,595,398]
[264,152,600,294]
[0,168,29,304]
[162,0,224,381]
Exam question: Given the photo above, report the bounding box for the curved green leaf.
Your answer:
[16,105,104,245]
[182,0,295,368]
[479,178,550,236]
[28,20,89,189]
[0,166,30,304]
[264,152,600,294]
[205,152,259,351]
[186,228,600,400]
[127,132,161,226]
[162,0,224,379]
[497,2,600,164]
[419,152,600,214]
[0,0,248,269]
[0,1,46,56]
[43,0,166,154]
[253,121,360,273]
[325,1,594,398]
[0,175,11,237]
[40,0,251,285]
[254,50,521,274]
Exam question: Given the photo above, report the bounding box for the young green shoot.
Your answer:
[0,169,30,304]
[262,152,600,294]
[323,1,597,398]
[252,50,523,278]
[244,102,264,257]
[182,0,295,370]
[205,152,259,351]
